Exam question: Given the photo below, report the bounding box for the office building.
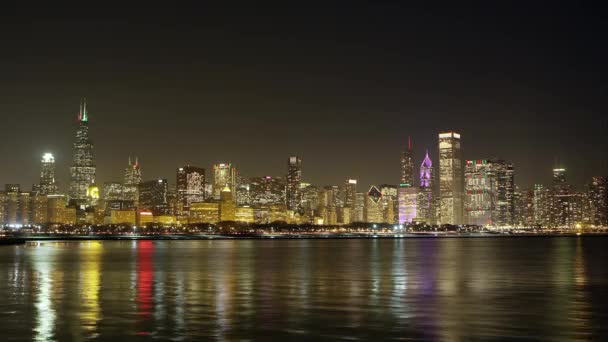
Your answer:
[438,132,463,224]
[39,153,58,195]
[286,156,302,211]
[69,98,96,207]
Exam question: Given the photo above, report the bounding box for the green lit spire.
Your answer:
[81,97,88,122]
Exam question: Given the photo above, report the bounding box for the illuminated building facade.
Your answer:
[219,186,236,221]
[0,184,31,225]
[123,157,142,203]
[588,176,607,226]
[380,185,397,224]
[235,206,255,223]
[138,179,169,215]
[39,153,58,195]
[398,186,417,224]
[417,151,435,223]
[464,159,514,226]
[213,163,237,199]
[103,182,124,202]
[354,192,365,222]
[343,179,357,222]
[69,98,96,207]
[47,194,71,224]
[533,184,551,227]
[365,186,384,224]
[286,156,302,211]
[249,176,286,206]
[551,168,573,228]
[438,132,463,224]
[188,202,219,224]
[176,166,205,212]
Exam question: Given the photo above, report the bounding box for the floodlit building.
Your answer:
[249,176,286,206]
[219,186,236,221]
[213,163,237,199]
[235,206,255,223]
[39,153,58,195]
[438,132,463,224]
[365,186,384,224]
[417,151,435,223]
[189,202,220,224]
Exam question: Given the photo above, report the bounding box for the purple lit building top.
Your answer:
[420,150,433,188]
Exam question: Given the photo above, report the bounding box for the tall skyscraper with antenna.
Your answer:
[69,98,96,207]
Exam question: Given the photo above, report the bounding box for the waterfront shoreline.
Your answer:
[3,232,608,242]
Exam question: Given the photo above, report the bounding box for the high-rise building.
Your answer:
[103,182,124,202]
[343,179,357,222]
[219,186,236,221]
[400,136,414,186]
[365,186,384,224]
[176,166,206,212]
[354,192,365,223]
[495,160,515,226]
[551,168,573,228]
[380,184,397,224]
[417,151,435,223]
[69,98,96,207]
[533,184,551,227]
[213,163,237,199]
[124,157,142,203]
[39,153,58,195]
[0,184,31,225]
[464,159,515,226]
[138,179,169,216]
[189,202,220,224]
[588,176,608,226]
[398,186,417,224]
[438,132,463,224]
[249,176,286,206]
[286,156,302,211]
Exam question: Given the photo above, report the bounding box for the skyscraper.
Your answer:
[551,168,573,228]
[286,156,302,211]
[124,157,142,202]
[69,98,96,207]
[588,176,608,226]
[400,136,414,186]
[417,151,435,223]
[39,152,58,195]
[464,159,514,226]
[365,186,384,224]
[213,163,237,199]
[494,160,515,226]
[176,166,205,211]
[138,179,169,215]
[438,132,463,225]
[219,185,236,221]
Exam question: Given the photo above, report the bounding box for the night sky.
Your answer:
[0,4,606,191]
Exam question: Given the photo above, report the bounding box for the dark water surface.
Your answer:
[0,237,607,341]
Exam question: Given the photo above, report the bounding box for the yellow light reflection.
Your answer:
[79,241,102,337]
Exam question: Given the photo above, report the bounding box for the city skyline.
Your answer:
[0,4,606,191]
[0,99,604,193]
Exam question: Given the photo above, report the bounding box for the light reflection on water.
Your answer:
[0,238,606,340]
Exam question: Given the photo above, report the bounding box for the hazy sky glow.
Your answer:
[0,4,606,191]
